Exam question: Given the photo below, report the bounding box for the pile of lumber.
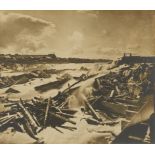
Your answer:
[0,71,101,141]
[0,74,90,141]
[85,64,155,123]
[0,97,77,141]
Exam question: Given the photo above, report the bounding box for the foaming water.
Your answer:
[67,83,94,108]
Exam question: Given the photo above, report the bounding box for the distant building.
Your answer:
[116,53,155,65]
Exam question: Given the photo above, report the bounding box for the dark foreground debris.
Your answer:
[0,63,155,143]
[0,96,77,142]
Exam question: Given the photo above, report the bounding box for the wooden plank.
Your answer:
[44,97,52,127]
[85,101,102,121]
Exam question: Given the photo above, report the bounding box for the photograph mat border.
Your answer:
[0,0,154,155]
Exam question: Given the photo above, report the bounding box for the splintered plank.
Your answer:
[35,79,69,92]
[44,97,52,127]
[85,101,102,121]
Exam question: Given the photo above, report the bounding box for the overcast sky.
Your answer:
[0,10,155,59]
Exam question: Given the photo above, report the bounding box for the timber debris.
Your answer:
[0,61,155,144]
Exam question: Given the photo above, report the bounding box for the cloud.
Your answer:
[0,13,56,54]
[68,31,84,55]
[1,11,155,58]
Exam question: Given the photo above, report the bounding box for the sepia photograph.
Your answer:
[0,10,155,144]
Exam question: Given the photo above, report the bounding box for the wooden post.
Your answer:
[109,90,115,98]
[85,101,102,121]
[44,97,52,127]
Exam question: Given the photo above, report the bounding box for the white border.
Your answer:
[0,0,155,155]
[0,0,154,10]
[1,144,155,155]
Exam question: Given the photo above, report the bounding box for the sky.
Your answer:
[0,10,155,59]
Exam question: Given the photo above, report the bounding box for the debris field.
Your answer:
[0,61,155,144]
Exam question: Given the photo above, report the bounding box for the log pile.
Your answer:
[0,72,97,141]
[0,96,77,142]
[86,64,155,123]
